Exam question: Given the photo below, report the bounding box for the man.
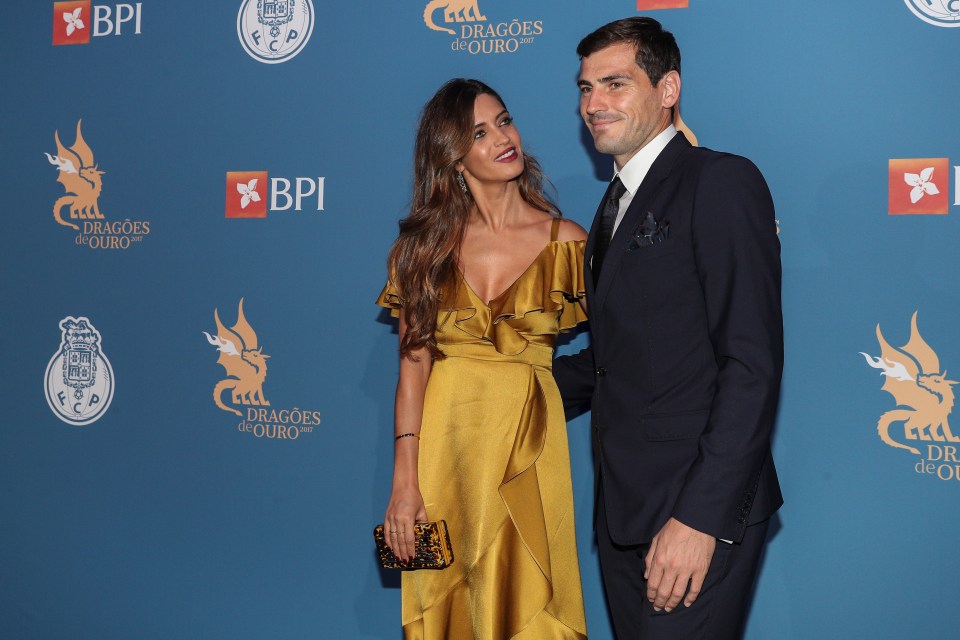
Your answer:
[554,17,783,640]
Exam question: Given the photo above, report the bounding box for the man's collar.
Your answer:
[613,124,677,194]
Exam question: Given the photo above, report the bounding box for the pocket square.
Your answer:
[628,212,670,250]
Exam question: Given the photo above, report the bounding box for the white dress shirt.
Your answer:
[609,124,677,235]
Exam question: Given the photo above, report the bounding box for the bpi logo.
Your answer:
[44,316,115,425]
[904,0,960,27]
[636,1,689,9]
[52,1,142,46]
[888,158,958,215]
[237,0,314,64]
[225,171,325,218]
[860,312,960,482]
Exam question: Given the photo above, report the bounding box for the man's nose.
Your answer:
[583,91,605,115]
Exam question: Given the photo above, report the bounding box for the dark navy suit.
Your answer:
[555,131,783,639]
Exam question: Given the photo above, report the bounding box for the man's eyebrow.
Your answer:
[577,73,630,87]
[474,109,509,128]
[598,74,630,84]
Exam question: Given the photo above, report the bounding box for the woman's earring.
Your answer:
[456,171,468,194]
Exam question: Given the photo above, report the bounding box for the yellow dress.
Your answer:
[377,220,588,640]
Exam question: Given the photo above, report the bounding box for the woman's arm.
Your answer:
[383,313,431,563]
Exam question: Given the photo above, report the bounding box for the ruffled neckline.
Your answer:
[439,239,586,356]
[457,241,557,308]
[375,239,587,357]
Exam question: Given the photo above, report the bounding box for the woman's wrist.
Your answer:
[391,476,420,491]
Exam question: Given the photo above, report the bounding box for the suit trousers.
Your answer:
[596,489,770,640]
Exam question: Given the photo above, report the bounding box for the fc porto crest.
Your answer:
[904,0,960,27]
[44,316,115,425]
[237,0,314,64]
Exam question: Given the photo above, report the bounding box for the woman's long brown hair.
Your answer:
[388,78,559,359]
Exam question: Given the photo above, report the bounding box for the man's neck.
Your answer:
[614,111,674,168]
[614,125,677,177]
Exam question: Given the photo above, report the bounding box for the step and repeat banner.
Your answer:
[1,1,958,638]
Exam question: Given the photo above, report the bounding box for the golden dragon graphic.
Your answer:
[860,312,958,455]
[423,0,486,35]
[45,120,105,231]
[204,299,270,417]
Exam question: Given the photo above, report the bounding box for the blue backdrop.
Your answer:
[2,1,959,638]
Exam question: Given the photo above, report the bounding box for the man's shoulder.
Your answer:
[686,144,754,166]
[690,146,753,164]
[681,145,766,182]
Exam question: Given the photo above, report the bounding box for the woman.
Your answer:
[377,78,588,639]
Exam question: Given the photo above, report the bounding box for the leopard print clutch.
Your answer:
[373,520,454,570]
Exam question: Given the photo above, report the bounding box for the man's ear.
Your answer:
[659,70,681,109]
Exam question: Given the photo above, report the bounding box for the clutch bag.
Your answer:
[373,520,454,570]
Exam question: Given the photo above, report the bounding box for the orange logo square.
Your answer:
[637,0,689,9]
[226,171,268,218]
[888,158,949,215]
[53,1,91,46]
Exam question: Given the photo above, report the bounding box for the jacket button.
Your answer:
[596,367,606,377]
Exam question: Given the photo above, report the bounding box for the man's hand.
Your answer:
[644,517,717,612]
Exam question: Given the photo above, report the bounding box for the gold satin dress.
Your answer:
[377,220,588,639]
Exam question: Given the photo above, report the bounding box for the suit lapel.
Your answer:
[583,180,609,300]
[592,132,691,316]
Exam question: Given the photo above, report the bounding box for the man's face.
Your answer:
[578,42,678,169]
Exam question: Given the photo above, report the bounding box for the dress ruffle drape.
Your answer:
[377,238,587,640]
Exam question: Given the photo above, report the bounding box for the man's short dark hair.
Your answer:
[577,17,681,85]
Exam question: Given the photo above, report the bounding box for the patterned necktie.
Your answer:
[593,176,627,285]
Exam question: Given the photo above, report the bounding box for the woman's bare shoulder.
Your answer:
[555,217,587,242]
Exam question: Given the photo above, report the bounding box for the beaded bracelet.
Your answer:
[395,432,420,441]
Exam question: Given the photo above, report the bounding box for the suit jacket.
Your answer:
[554,131,783,545]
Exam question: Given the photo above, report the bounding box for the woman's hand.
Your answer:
[384,484,428,563]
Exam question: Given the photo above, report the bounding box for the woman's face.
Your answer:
[457,93,524,186]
